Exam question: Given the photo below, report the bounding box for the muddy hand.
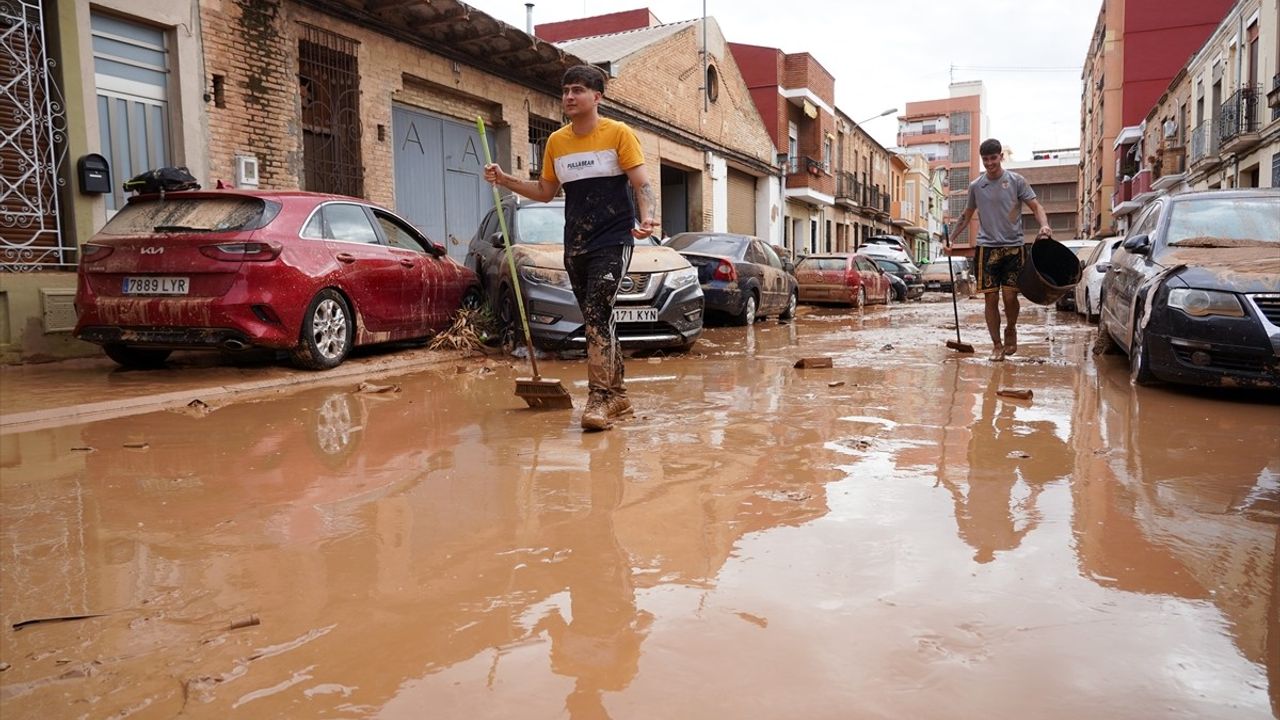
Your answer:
[632,218,659,240]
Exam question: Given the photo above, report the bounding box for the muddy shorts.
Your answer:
[565,244,634,398]
[975,245,1026,294]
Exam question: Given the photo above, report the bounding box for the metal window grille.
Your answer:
[298,24,362,197]
[949,112,970,135]
[1,0,71,271]
[527,114,559,177]
[950,141,970,163]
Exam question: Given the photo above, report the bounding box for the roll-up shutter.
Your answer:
[726,168,756,236]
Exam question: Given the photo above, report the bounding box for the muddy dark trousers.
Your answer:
[566,244,633,400]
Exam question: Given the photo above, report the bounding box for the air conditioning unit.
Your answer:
[235,154,259,188]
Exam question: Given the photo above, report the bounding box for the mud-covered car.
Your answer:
[74,190,481,370]
[921,257,974,294]
[1098,189,1280,387]
[666,232,799,325]
[465,196,703,351]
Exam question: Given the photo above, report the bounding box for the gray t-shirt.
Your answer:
[966,170,1035,247]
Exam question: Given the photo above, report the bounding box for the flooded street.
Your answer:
[1,298,1277,719]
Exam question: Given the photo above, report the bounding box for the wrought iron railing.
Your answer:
[836,172,860,200]
[1218,85,1261,143]
[1271,73,1280,121]
[1189,120,1219,165]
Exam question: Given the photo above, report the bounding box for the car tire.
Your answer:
[103,344,172,369]
[883,285,892,305]
[780,291,798,320]
[854,287,867,309]
[461,286,483,311]
[1129,319,1158,385]
[735,292,758,326]
[291,289,353,370]
[1085,290,1100,323]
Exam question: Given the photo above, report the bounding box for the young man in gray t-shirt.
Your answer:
[950,138,1051,361]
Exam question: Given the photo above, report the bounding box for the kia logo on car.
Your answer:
[141,246,164,255]
[619,276,635,293]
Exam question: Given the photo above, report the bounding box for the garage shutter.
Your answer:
[726,168,756,236]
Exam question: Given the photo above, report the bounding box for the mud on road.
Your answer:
[1,298,1277,718]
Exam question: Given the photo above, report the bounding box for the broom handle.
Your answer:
[477,117,542,379]
[947,247,962,344]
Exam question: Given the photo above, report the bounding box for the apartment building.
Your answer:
[1109,0,1279,228]
[1006,149,1083,243]
[894,152,945,261]
[1078,0,1236,237]
[897,81,987,256]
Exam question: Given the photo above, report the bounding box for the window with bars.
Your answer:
[947,193,968,215]
[950,111,971,135]
[949,167,969,189]
[950,141,970,163]
[298,24,362,197]
[528,114,559,177]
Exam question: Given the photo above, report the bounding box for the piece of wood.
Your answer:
[997,388,1034,400]
[793,357,833,369]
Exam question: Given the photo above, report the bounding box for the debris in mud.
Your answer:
[357,381,400,394]
[123,441,149,450]
[13,613,108,631]
[428,307,498,352]
[229,614,260,631]
[70,446,96,453]
[880,344,894,352]
[828,381,846,388]
[1008,451,1032,459]
[794,357,833,369]
[757,489,812,502]
[0,662,10,671]
[997,388,1034,400]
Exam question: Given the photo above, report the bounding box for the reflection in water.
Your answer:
[540,432,651,719]
[945,367,1070,563]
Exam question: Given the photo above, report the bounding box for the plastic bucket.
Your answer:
[1017,237,1082,305]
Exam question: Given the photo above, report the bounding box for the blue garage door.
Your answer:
[392,105,491,263]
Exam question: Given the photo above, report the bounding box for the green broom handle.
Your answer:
[476,117,541,379]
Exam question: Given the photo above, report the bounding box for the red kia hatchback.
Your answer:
[794,252,894,307]
[74,190,480,369]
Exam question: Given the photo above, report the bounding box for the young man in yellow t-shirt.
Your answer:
[484,65,659,431]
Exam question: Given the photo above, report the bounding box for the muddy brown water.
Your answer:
[1,299,1277,719]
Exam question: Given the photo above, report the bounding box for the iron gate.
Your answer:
[298,23,362,198]
[0,0,70,271]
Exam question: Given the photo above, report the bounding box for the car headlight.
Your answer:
[518,266,571,289]
[666,267,699,290]
[1167,288,1245,318]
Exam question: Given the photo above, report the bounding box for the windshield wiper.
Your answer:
[153,225,218,233]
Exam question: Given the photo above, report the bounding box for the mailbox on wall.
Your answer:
[78,154,111,194]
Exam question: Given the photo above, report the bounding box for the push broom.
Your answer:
[476,117,573,409]
[943,225,975,354]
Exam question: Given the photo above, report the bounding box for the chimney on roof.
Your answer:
[525,3,534,35]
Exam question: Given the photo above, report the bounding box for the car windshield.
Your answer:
[1165,198,1279,248]
[98,197,269,235]
[515,206,566,245]
[865,237,902,247]
[796,257,847,271]
[1073,246,1095,261]
[922,261,952,273]
[667,235,747,258]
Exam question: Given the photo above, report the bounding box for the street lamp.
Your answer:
[856,107,898,124]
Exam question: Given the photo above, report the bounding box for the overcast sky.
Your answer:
[463,0,1098,159]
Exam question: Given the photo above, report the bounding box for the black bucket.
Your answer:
[1017,237,1082,305]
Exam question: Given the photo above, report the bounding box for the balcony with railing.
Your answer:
[1152,141,1186,191]
[1269,73,1280,121]
[836,172,861,208]
[1189,120,1220,170]
[1218,85,1261,154]
[783,155,835,204]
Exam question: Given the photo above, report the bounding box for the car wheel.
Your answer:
[461,286,483,311]
[291,289,353,370]
[780,291,798,320]
[1129,320,1157,385]
[883,285,892,305]
[735,292,758,326]
[103,344,172,369]
[854,287,867,309]
[1085,290,1100,323]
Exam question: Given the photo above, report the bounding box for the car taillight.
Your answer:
[80,243,114,262]
[713,259,737,282]
[199,241,282,262]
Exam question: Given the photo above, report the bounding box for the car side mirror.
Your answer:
[1095,262,1112,273]
[1123,234,1151,255]
[489,232,504,248]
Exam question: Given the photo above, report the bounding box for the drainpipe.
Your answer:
[525,3,534,35]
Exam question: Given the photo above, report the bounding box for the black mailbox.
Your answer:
[78,154,111,194]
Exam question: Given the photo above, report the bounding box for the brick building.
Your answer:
[1077,0,1235,237]
[897,81,987,256]
[1006,149,1084,243]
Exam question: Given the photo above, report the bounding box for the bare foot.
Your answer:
[989,345,1005,362]
[1004,327,1018,356]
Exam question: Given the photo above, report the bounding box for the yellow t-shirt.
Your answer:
[541,118,644,256]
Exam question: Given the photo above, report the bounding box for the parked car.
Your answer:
[794,252,894,307]
[769,244,797,274]
[921,256,974,294]
[1075,236,1123,322]
[466,197,703,351]
[1098,189,1280,388]
[1054,239,1101,311]
[872,258,924,301]
[74,190,481,370]
[858,234,912,264]
[665,232,798,325]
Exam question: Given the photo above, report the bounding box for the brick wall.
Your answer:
[200,0,563,209]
